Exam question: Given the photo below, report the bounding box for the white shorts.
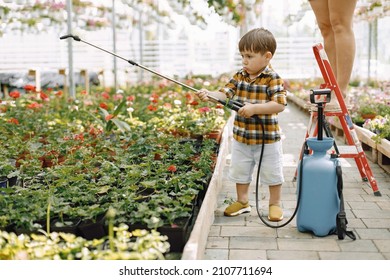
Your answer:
[228,139,284,186]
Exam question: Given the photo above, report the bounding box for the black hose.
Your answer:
[254,118,301,228]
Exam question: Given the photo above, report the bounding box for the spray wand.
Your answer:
[60,34,288,229]
[60,34,244,112]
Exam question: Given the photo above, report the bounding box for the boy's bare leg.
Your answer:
[236,183,281,205]
[268,184,283,221]
[236,183,250,203]
[269,184,282,206]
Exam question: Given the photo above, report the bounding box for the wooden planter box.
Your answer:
[377,138,390,174]
[287,94,310,114]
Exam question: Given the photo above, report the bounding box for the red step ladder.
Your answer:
[296,43,381,196]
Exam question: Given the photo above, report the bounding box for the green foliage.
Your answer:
[0,77,226,244]
[0,225,169,260]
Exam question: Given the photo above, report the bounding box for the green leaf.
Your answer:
[96,185,110,195]
[141,180,156,188]
[113,99,127,116]
[110,118,131,132]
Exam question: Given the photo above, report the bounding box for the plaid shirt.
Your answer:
[220,65,287,145]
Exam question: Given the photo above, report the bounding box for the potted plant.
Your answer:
[359,104,378,120]
[0,160,19,187]
[1,186,48,234]
[363,115,390,142]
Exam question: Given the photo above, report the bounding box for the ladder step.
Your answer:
[333,145,359,157]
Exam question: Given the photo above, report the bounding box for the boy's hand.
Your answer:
[197,89,210,102]
[238,103,256,118]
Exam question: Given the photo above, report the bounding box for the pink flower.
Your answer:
[113,94,123,101]
[101,91,110,99]
[198,107,211,113]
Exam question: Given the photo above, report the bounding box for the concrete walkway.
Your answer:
[202,101,390,260]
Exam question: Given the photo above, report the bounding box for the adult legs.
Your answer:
[309,0,357,99]
[328,0,357,97]
[309,1,336,79]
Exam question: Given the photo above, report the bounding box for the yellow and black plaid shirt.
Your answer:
[220,66,287,145]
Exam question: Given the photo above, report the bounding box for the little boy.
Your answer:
[197,27,286,221]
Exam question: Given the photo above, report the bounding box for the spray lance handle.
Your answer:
[194,89,245,112]
[217,99,244,112]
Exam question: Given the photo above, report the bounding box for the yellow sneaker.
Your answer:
[268,204,283,222]
[224,201,251,217]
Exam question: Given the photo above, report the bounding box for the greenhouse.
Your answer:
[0,0,389,273]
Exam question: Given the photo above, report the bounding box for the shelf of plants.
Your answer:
[0,78,228,259]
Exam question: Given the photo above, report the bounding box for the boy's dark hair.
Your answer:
[238,28,277,55]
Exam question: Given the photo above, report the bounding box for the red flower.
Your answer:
[40,91,49,101]
[185,93,194,104]
[24,84,36,92]
[147,104,157,111]
[167,165,177,172]
[55,90,63,97]
[7,118,19,125]
[150,92,159,103]
[190,100,199,106]
[9,91,21,99]
[89,126,103,136]
[80,90,88,95]
[101,91,110,99]
[73,133,84,142]
[99,102,108,110]
[127,95,135,102]
[105,114,114,121]
[27,102,43,109]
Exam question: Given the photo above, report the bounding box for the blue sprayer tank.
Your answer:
[296,137,340,237]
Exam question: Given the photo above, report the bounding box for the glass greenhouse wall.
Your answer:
[0,0,389,89]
